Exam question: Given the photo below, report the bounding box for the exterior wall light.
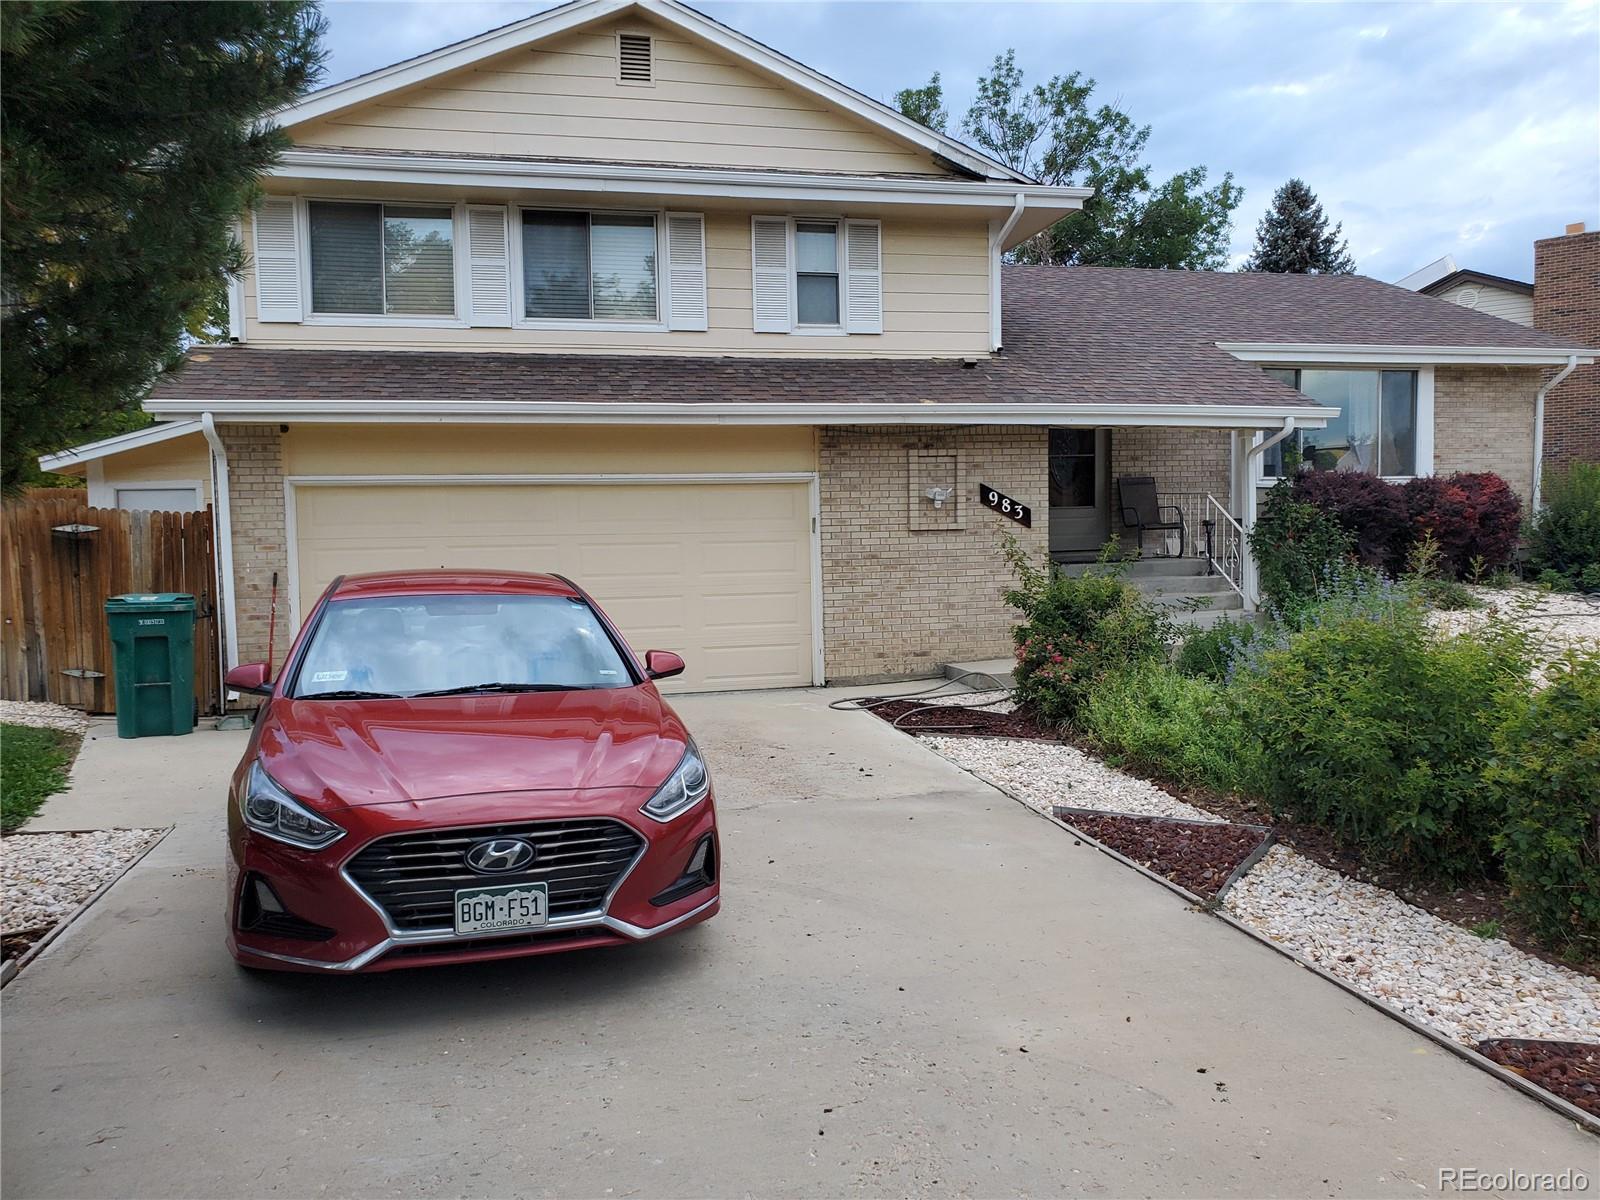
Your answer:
[924,485,954,509]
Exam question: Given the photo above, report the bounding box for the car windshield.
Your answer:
[292,594,635,699]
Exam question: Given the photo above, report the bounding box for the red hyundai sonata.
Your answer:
[223,570,719,973]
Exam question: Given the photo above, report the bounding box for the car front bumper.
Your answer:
[226,787,719,973]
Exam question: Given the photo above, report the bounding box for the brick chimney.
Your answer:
[1533,223,1599,471]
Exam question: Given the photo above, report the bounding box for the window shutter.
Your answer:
[844,219,882,334]
[751,216,792,333]
[664,212,707,331]
[253,198,303,323]
[464,205,513,327]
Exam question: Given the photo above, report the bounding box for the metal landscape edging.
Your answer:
[1,825,173,987]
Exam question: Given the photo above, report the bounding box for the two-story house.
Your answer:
[44,0,1596,693]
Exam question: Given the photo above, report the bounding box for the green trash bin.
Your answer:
[105,593,197,739]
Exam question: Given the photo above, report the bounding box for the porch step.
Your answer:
[1172,607,1268,632]
[1137,574,1236,598]
[1151,590,1244,612]
[1057,557,1209,579]
[941,658,1016,690]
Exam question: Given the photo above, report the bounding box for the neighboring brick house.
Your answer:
[39,0,1600,689]
[1534,225,1600,475]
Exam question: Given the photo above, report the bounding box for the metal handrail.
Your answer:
[1204,493,1247,601]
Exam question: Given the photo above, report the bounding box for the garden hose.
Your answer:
[828,669,1017,732]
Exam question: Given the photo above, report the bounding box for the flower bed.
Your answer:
[1057,810,1269,900]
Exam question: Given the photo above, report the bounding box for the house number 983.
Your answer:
[979,483,1032,527]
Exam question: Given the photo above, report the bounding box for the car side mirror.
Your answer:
[643,650,685,681]
[225,661,273,696]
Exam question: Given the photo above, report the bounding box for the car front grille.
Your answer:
[344,819,645,933]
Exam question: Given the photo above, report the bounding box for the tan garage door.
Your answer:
[291,479,815,692]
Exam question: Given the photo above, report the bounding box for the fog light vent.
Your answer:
[238,873,337,942]
[650,835,716,907]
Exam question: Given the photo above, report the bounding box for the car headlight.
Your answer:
[641,742,711,822]
[240,761,345,850]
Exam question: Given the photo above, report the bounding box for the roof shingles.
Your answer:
[149,266,1591,413]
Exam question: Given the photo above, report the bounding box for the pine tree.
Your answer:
[1,2,326,491]
[1243,178,1356,274]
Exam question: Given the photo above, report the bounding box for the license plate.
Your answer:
[454,882,549,935]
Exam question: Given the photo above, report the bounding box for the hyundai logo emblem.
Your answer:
[465,838,536,874]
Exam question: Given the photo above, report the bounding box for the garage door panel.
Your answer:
[293,481,814,692]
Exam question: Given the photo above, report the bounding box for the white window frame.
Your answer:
[511,204,668,332]
[89,476,204,512]
[298,195,468,328]
[788,216,846,337]
[1253,365,1434,486]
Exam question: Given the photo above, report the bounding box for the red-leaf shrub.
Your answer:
[1401,473,1523,578]
[1452,472,1523,573]
[1290,472,1409,573]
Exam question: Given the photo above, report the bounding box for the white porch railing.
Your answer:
[1203,493,1247,602]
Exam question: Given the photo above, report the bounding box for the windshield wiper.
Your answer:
[409,682,577,698]
[298,689,403,700]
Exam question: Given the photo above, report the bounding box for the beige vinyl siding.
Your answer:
[90,433,214,505]
[290,17,937,176]
[1433,283,1535,327]
[243,211,992,357]
[281,424,816,477]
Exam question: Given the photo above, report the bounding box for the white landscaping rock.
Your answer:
[2,829,162,936]
[1225,845,1600,1045]
[0,701,90,735]
[1431,586,1600,658]
[921,735,1220,823]
[914,689,1016,714]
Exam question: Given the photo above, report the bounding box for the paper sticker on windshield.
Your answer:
[311,670,348,683]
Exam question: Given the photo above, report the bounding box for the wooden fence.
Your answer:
[1,491,221,715]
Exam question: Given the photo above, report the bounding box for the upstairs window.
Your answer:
[794,221,841,327]
[307,201,455,317]
[521,210,658,323]
[1261,367,1419,478]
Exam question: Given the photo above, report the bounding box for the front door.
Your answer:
[1048,428,1112,557]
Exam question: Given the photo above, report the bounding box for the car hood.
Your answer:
[254,686,688,809]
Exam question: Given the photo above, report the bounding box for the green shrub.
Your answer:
[1003,538,1171,726]
[1490,648,1600,957]
[1231,596,1531,880]
[1527,462,1600,590]
[1174,616,1263,682]
[1249,480,1354,616]
[1083,662,1252,791]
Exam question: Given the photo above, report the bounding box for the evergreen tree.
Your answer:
[894,73,948,133]
[1,2,326,490]
[1243,178,1356,274]
[926,51,1242,269]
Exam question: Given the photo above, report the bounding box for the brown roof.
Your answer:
[148,266,1591,414]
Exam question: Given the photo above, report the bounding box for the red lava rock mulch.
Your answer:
[1,929,47,965]
[1475,1039,1600,1117]
[866,699,1055,740]
[1063,811,1269,901]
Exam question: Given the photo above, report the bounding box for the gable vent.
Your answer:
[618,33,652,83]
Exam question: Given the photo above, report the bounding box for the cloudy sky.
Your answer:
[319,0,1599,282]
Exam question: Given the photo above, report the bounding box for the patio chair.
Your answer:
[1117,476,1186,557]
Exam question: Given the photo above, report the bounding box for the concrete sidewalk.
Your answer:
[2,691,1593,1198]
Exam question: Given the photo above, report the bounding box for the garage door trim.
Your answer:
[282,472,824,686]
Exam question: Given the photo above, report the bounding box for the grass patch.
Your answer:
[1,723,81,831]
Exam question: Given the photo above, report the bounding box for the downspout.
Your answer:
[1533,355,1578,511]
[989,192,1026,353]
[1238,416,1297,609]
[201,413,240,682]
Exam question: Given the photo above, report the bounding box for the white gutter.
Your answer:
[1533,355,1579,510]
[200,413,240,674]
[268,151,1094,210]
[1237,416,1298,609]
[990,192,1026,352]
[1219,342,1596,367]
[151,399,1336,431]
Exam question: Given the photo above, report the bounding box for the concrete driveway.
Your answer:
[3,690,1592,1198]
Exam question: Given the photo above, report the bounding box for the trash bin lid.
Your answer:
[105,592,196,611]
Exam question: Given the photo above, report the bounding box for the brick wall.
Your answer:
[819,425,1046,683]
[222,424,290,671]
[1109,426,1231,497]
[1432,366,1542,504]
[1533,229,1599,470]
